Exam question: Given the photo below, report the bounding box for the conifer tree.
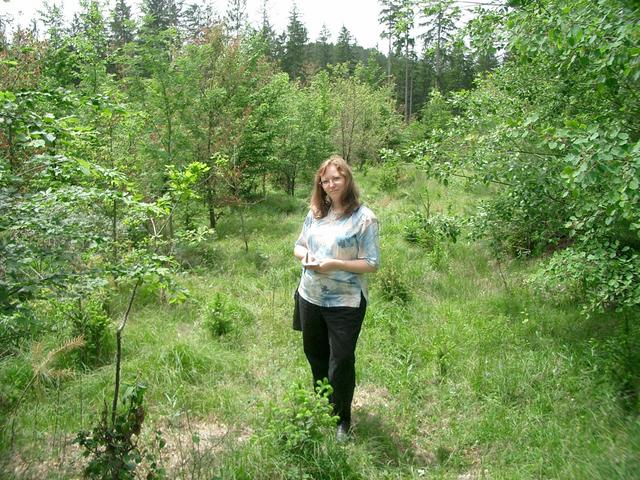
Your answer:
[418,0,460,92]
[395,0,416,121]
[335,25,353,68]
[110,0,135,48]
[140,0,181,34]
[282,5,307,81]
[258,0,277,59]
[379,0,403,80]
[225,0,247,39]
[317,24,332,68]
[182,1,217,41]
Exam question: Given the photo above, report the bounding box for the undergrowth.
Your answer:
[1,166,638,479]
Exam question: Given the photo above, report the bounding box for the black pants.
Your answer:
[299,294,366,423]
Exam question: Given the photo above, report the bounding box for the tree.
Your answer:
[39,2,82,88]
[418,0,461,93]
[394,0,416,122]
[441,38,473,92]
[110,0,135,48]
[282,5,308,81]
[330,66,401,166]
[140,0,181,35]
[465,7,501,76]
[181,0,217,42]
[317,24,332,68]
[225,0,247,39]
[413,0,640,315]
[335,25,354,69]
[255,0,278,59]
[74,0,110,93]
[379,0,403,81]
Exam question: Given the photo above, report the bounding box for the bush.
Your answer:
[377,266,411,303]
[29,295,114,368]
[68,297,114,368]
[403,210,461,250]
[201,293,252,337]
[377,148,401,192]
[76,383,165,480]
[265,380,338,453]
[0,309,42,352]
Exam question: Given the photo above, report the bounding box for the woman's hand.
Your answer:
[305,259,339,273]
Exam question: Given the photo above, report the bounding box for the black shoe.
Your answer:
[336,421,350,443]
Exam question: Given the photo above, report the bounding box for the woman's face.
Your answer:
[320,164,346,205]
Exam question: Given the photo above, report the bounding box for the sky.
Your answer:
[0,0,387,50]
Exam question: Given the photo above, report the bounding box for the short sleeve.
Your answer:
[357,212,380,269]
[295,210,314,248]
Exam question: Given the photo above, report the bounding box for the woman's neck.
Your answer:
[330,200,344,213]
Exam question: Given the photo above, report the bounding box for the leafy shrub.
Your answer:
[76,382,165,479]
[377,148,401,192]
[532,241,640,313]
[377,266,411,303]
[29,296,114,368]
[403,210,461,250]
[68,298,114,367]
[201,293,252,337]
[0,309,42,352]
[468,195,567,258]
[174,227,218,269]
[266,380,338,453]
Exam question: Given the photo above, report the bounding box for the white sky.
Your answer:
[1,0,387,49]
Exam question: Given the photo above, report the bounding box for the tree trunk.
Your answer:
[404,46,410,123]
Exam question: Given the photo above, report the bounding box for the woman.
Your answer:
[294,155,380,441]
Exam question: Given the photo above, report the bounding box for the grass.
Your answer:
[1,164,639,479]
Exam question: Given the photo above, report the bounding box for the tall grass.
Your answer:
[1,165,638,478]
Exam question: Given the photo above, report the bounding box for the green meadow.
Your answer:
[1,166,638,479]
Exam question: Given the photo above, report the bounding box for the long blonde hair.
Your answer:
[310,155,360,219]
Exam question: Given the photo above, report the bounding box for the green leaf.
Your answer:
[523,113,539,127]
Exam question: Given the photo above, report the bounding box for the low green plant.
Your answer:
[76,382,165,480]
[173,226,218,270]
[68,297,114,368]
[266,380,338,453]
[201,293,252,337]
[377,149,402,192]
[376,266,411,303]
[0,309,41,352]
[161,342,208,383]
[403,210,461,249]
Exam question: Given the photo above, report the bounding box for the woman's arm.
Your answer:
[305,258,377,274]
[294,244,309,262]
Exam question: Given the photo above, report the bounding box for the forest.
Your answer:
[0,0,639,478]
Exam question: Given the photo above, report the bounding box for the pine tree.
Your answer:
[110,0,135,48]
[335,25,353,68]
[225,0,247,39]
[257,0,277,59]
[395,0,416,122]
[181,1,217,41]
[418,0,460,93]
[140,0,181,34]
[379,0,402,81]
[282,5,308,81]
[442,38,473,92]
[317,24,332,68]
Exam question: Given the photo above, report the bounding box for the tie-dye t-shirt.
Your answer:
[295,205,380,308]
